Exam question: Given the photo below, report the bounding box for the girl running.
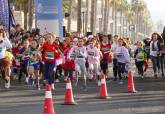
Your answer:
[36,33,61,90]
[134,41,146,79]
[114,38,130,84]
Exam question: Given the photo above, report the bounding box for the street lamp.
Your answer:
[81,7,86,36]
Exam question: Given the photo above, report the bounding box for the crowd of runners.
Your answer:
[0,24,165,90]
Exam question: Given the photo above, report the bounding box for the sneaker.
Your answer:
[51,84,55,90]
[119,80,123,85]
[97,80,101,86]
[25,77,29,84]
[83,86,87,91]
[5,79,10,89]
[55,79,60,83]
[28,77,34,86]
[36,85,41,90]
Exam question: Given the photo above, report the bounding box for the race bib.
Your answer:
[45,52,54,59]
[103,48,110,53]
[136,52,144,61]
[116,53,124,59]
[76,54,83,58]
[88,51,95,56]
[69,54,75,58]
[0,48,2,53]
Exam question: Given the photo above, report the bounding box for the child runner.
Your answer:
[100,35,111,77]
[111,35,119,81]
[86,35,101,83]
[114,38,130,84]
[134,41,146,79]
[63,40,75,81]
[73,38,87,90]
[28,39,41,90]
[0,30,12,88]
[36,33,61,90]
[150,33,161,78]
[18,39,30,83]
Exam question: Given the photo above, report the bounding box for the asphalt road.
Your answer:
[0,76,165,114]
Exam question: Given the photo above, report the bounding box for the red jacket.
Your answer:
[100,42,111,59]
[62,48,75,70]
[42,43,60,62]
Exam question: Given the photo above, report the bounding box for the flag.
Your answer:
[0,0,10,31]
[0,0,15,32]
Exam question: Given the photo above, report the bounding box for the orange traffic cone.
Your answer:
[127,70,137,93]
[43,84,55,114]
[62,77,77,105]
[99,74,110,99]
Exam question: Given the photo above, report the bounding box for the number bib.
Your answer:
[88,51,95,56]
[103,48,110,53]
[0,48,2,53]
[76,53,83,58]
[45,52,54,59]
[116,53,124,59]
[136,52,144,61]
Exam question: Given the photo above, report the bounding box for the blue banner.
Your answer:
[35,0,63,38]
[0,0,9,31]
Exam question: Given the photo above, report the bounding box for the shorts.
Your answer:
[100,58,108,70]
[33,62,40,70]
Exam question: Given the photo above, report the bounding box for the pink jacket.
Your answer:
[87,45,100,64]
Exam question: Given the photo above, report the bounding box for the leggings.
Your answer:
[75,60,87,87]
[113,59,118,78]
[150,56,160,74]
[88,63,100,79]
[19,62,28,81]
[135,61,144,76]
[117,62,125,80]
[44,62,55,84]
[160,57,165,75]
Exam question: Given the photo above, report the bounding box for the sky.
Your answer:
[146,0,165,25]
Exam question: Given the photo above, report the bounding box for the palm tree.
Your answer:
[77,0,82,34]
[110,0,122,35]
[85,0,89,34]
[28,0,34,31]
[11,0,34,30]
[90,0,97,33]
[67,0,72,32]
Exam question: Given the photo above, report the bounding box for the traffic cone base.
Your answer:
[62,78,77,105]
[43,84,55,114]
[98,74,111,99]
[127,71,137,93]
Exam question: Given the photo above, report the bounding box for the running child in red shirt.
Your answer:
[36,33,61,89]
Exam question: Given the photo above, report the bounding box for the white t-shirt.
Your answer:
[0,38,12,59]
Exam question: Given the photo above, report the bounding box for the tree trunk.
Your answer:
[110,1,115,35]
[77,0,82,34]
[85,0,89,33]
[67,0,72,32]
[90,0,95,33]
[114,2,117,35]
[28,0,34,31]
[100,0,104,33]
[23,4,28,30]
[103,0,108,33]
[119,10,122,37]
